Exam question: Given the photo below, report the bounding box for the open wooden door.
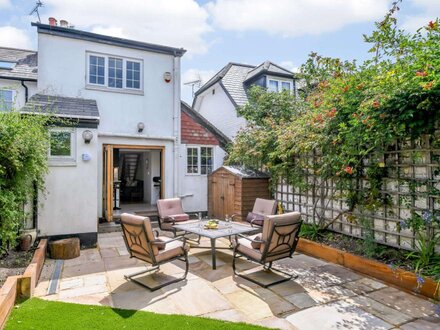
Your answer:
[103,145,114,222]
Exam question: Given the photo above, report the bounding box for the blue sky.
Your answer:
[1,0,439,102]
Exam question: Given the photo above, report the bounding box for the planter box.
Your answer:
[297,238,439,300]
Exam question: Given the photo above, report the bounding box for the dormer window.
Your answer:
[268,79,292,93]
[87,53,143,92]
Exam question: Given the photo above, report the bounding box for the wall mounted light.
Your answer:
[82,130,93,144]
[137,122,145,133]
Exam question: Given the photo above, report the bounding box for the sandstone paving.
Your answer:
[34,232,439,330]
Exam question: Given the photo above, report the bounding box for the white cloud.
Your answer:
[0,26,32,49]
[42,0,212,55]
[0,0,11,8]
[279,61,299,73]
[402,0,440,32]
[206,0,389,37]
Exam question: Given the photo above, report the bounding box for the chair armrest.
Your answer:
[151,236,187,246]
[230,213,240,221]
[236,234,265,244]
[249,218,261,228]
[163,216,176,224]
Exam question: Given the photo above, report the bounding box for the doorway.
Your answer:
[103,144,164,222]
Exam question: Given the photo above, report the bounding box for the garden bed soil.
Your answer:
[0,249,34,287]
[303,230,423,274]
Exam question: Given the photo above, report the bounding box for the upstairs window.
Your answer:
[0,89,14,111]
[89,55,105,85]
[268,79,292,93]
[108,57,123,88]
[126,61,141,89]
[87,53,142,91]
[268,80,279,92]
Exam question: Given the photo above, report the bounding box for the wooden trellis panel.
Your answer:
[275,134,440,251]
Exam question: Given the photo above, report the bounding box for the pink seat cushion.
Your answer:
[166,213,190,222]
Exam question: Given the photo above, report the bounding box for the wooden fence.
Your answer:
[275,134,440,250]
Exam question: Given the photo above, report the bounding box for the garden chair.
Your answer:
[157,198,201,243]
[120,213,189,291]
[232,212,302,288]
[231,198,277,227]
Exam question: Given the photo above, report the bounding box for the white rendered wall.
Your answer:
[0,79,37,110]
[195,83,246,140]
[179,144,226,212]
[38,127,98,236]
[37,33,176,138]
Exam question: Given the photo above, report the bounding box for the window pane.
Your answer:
[0,90,13,111]
[108,58,123,88]
[187,148,199,174]
[200,147,213,175]
[89,55,105,85]
[50,131,71,156]
[268,80,279,92]
[126,60,141,89]
[281,82,291,91]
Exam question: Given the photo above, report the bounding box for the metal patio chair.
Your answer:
[120,213,189,291]
[231,198,277,227]
[157,198,200,243]
[232,212,303,288]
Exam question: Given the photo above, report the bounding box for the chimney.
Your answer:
[60,20,68,28]
[48,17,57,26]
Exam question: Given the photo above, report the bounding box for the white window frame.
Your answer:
[185,146,215,176]
[48,127,76,166]
[0,89,15,111]
[86,52,143,93]
[267,78,293,93]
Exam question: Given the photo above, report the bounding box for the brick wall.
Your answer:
[181,111,219,145]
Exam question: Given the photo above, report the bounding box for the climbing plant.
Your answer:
[0,109,51,253]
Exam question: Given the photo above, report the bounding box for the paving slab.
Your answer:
[342,277,387,294]
[285,300,394,330]
[366,287,439,318]
[400,316,440,330]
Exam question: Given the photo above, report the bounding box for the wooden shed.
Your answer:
[208,166,271,221]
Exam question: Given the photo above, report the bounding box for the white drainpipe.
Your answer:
[173,55,181,198]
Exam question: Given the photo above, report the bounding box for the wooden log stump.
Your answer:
[49,238,80,260]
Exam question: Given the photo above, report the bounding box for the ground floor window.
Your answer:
[186,146,213,175]
[49,128,76,163]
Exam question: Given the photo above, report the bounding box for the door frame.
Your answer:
[102,144,165,222]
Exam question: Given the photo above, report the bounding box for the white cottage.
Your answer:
[3,21,187,246]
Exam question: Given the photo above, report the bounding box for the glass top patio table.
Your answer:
[173,220,260,269]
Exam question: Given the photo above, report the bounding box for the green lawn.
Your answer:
[6,298,267,330]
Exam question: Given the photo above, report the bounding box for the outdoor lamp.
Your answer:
[137,122,145,133]
[82,130,93,144]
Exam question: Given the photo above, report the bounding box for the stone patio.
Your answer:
[35,232,439,329]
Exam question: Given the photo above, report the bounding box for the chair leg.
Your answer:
[232,251,297,288]
[125,253,189,291]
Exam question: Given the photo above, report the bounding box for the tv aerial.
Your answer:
[184,78,202,98]
[29,1,44,23]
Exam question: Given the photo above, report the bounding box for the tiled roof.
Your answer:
[181,101,231,148]
[244,61,294,83]
[21,94,100,122]
[194,61,295,108]
[0,47,38,81]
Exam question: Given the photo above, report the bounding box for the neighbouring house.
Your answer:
[0,19,209,246]
[192,61,297,139]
